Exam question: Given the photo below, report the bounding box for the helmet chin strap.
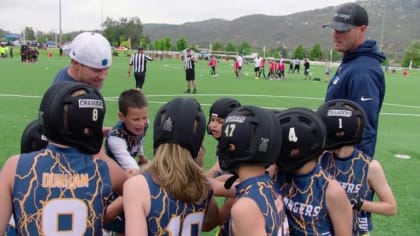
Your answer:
[224,173,239,189]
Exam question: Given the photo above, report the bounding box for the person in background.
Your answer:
[128,46,153,90]
[184,48,198,93]
[208,55,218,78]
[303,58,311,80]
[323,2,386,157]
[324,61,331,83]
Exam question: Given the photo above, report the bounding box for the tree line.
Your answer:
[1,17,418,68]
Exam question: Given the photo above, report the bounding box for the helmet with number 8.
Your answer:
[217,105,282,172]
[317,99,366,150]
[275,108,327,173]
[39,81,106,155]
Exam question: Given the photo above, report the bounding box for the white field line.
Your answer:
[1,93,419,117]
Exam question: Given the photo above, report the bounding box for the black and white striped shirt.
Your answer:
[130,53,153,72]
[184,56,195,70]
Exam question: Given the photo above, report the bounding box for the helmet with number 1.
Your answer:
[39,82,106,155]
[217,105,282,171]
[153,97,206,159]
[275,108,326,173]
[317,99,366,150]
[207,97,241,135]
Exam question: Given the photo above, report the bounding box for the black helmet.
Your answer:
[217,106,282,172]
[20,119,48,153]
[275,108,326,173]
[39,82,106,155]
[207,97,241,135]
[317,99,366,150]
[153,97,206,158]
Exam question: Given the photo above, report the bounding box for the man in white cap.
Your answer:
[52,32,112,90]
[322,3,386,158]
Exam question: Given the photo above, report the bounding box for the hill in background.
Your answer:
[143,0,419,61]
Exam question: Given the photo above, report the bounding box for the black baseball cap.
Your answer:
[323,3,369,31]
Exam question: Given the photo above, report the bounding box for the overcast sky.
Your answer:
[0,0,356,33]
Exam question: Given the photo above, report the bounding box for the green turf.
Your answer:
[0,53,419,235]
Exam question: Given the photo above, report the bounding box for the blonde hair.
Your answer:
[148,143,210,203]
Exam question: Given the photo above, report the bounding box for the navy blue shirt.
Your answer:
[325,40,386,157]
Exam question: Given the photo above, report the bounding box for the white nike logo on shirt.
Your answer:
[361,96,373,101]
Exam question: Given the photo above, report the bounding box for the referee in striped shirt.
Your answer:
[128,47,153,90]
[184,48,197,93]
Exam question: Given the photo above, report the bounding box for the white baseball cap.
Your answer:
[69,32,112,69]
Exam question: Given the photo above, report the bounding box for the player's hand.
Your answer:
[347,193,364,210]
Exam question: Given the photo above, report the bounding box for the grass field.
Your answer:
[0,51,419,235]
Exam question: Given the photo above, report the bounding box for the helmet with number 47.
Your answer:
[217,105,282,172]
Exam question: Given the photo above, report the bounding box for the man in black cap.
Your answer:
[128,46,154,90]
[322,2,386,158]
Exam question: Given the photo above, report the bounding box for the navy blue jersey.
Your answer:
[12,144,112,236]
[52,67,77,84]
[144,173,211,236]
[320,149,374,234]
[325,40,386,157]
[105,121,147,162]
[277,165,334,236]
[219,174,288,236]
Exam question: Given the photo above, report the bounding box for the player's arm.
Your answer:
[206,160,221,178]
[0,155,19,234]
[364,160,397,216]
[107,136,140,172]
[230,198,266,236]
[202,195,221,231]
[123,175,149,236]
[326,179,352,236]
[94,147,129,195]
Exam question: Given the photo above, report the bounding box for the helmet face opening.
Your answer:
[275,108,327,173]
[317,99,366,150]
[154,97,206,159]
[217,106,282,172]
[207,97,241,135]
[39,82,105,155]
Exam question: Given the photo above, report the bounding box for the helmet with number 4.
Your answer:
[217,105,282,172]
[275,108,327,173]
[39,82,106,155]
[317,99,366,150]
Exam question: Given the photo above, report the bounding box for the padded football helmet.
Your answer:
[317,99,366,150]
[207,97,241,135]
[275,108,327,173]
[39,82,106,155]
[20,119,48,153]
[153,97,206,158]
[217,105,282,172]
